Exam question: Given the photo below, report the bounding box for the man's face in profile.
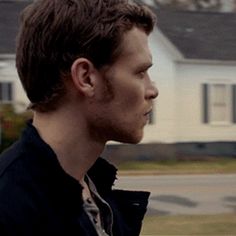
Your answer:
[89,27,158,144]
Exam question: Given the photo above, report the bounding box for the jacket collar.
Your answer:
[88,157,117,196]
[25,121,118,195]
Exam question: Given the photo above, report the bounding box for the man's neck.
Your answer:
[32,110,105,182]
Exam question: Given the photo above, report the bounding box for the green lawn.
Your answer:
[117,158,236,175]
[141,214,236,235]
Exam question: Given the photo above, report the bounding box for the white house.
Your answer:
[143,7,236,145]
[1,0,236,159]
[0,1,30,112]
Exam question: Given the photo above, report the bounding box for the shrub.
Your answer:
[0,104,32,153]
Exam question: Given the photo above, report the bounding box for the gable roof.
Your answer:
[0,1,30,54]
[155,9,236,61]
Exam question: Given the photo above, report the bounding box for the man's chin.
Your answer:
[113,133,143,145]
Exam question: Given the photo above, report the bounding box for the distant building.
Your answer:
[106,2,236,160]
[1,0,236,159]
[144,8,236,143]
[0,1,30,112]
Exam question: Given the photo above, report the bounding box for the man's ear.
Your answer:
[71,58,97,97]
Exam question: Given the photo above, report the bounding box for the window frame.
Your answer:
[0,81,13,103]
[202,82,236,125]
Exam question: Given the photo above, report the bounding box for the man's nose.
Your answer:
[146,80,159,99]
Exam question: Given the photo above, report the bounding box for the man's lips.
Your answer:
[144,108,152,116]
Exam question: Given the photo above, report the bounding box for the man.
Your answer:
[0,0,158,235]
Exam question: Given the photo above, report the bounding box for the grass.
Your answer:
[117,158,236,175]
[141,214,236,235]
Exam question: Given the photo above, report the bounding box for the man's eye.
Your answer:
[140,71,145,76]
[138,71,146,78]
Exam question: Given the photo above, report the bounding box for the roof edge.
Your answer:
[153,28,184,60]
[176,58,236,65]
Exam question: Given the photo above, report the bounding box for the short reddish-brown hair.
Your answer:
[16,0,156,112]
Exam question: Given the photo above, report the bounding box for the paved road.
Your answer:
[114,174,236,216]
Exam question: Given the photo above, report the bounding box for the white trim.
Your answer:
[0,54,15,60]
[152,29,184,60]
[0,62,8,68]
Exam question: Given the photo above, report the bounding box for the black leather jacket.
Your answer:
[0,123,150,236]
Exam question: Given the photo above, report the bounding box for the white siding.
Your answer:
[142,29,236,143]
[142,29,179,143]
[0,58,29,112]
[175,62,236,142]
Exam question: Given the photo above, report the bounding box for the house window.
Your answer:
[0,82,13,102]
[146,102,156,125]
[202,83,236,124]
[148,110,155,125]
